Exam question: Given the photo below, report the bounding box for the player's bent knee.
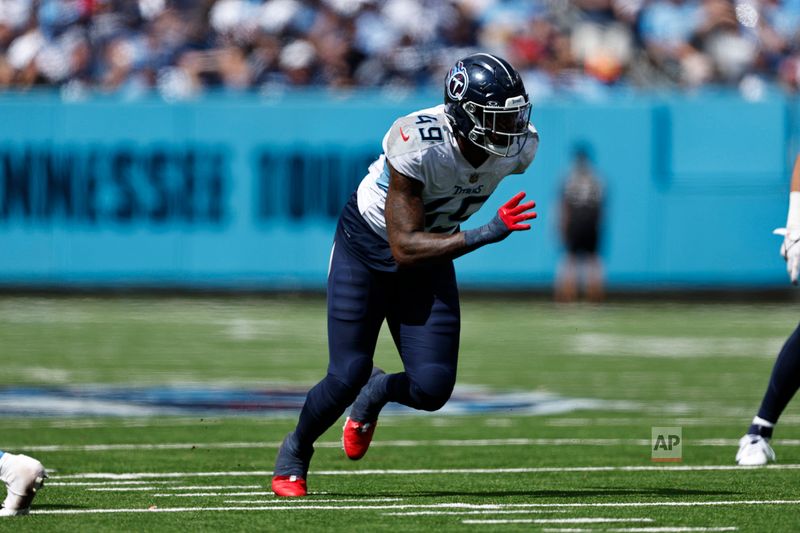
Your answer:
[408,375,455,412]
[326,361,372,405]
[346,357,374,389]
[328,356,373,391]
[325,378,359,406]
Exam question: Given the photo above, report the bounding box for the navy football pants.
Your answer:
[756,321,800,424]
[292,240,460,452]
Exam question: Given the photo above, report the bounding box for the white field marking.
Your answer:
[29,501,800,516]
[87,485,261,492]
[152,491,276,497]
[484,418,513,427]
[87,487,173,492]
[538,518,655,524]
[0,417,225,430]
[27,505,488,515]
[544,417,753,427]
[223,498,403,504]
[572,333,782,358]
[47,481,178,487]
[0,397,171,417]
[462,518,653,524]
[541,529,592,533]
[607,526,739,533]
[27,436,795,453]
[11,366,73,383]
[219,318,278,341]
[384,510,572,516]
[49,463,800,480]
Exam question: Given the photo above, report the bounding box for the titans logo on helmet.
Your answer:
[446,61,469,101]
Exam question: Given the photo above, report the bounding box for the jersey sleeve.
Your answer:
[510,124,540,175]
[383,117,425,185]
[382,110,449,186]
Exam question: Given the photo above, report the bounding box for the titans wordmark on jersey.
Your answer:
[356,104,538,239]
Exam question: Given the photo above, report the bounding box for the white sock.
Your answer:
[752,416,775,428]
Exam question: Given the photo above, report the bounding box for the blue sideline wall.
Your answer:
[0,91,791,290]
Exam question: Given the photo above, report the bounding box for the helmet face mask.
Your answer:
[463,98,531,157]
[444,53,532,158]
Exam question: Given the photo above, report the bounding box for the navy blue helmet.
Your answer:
[444,53,532,157]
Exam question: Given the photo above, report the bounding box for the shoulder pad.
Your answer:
[385,113,449,160]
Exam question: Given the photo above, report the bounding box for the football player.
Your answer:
[0,451,46,516]
[271,53,540,497]
[736,154,800,466]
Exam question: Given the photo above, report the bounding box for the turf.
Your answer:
[0,295,799,532]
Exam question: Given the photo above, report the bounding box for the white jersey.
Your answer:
[356,104,538,239]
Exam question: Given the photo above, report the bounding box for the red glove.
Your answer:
[498,191,537,230]
[463,191,538,247]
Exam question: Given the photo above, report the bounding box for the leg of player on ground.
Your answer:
[0,451,46,516]
[737,322,800,465]
[738,154,800,465]
[344,261,460,460]
[272,242,385,496]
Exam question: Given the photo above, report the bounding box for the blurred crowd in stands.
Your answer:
[1,0,800,99]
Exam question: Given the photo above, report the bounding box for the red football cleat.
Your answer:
[342,417,377,460]
[271,475,307,497]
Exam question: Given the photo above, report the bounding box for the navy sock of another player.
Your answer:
[751,322,800,439]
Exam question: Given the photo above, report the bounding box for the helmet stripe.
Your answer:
[473,52,513,83]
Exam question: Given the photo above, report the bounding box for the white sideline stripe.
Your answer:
[384,510,572,516]
[224,498,403,504]
[608,526,739,533]
[50,464,800,480]
[88,487,167,492]
[48,481,178,487]
[88,485,261,492]
[313,465,800,475]
[571,332,781,358]
[539,518,655,523]
[25,437,800,452]
[462,518,653,524]
[152,491,275,497]
[30,501,800,516]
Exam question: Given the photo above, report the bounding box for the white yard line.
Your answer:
[87,487,172,492]
[223,498,403,504]
[29,501,800,516]
[544,418,757,427]
[384,510,573,516]
[50,463,800,480]
[607,526,739,533]
[571,333,781,358]
[462,517,653,524]
[151,491,276,497]
[24,437,800,453]
[47,481,177,487]
[87,485,261,492]
[538,518,655,523]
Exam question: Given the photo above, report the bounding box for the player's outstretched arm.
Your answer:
[775,154,800,284]
[385,163,537,268]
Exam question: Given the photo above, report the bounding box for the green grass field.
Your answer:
[1,295,799,532]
